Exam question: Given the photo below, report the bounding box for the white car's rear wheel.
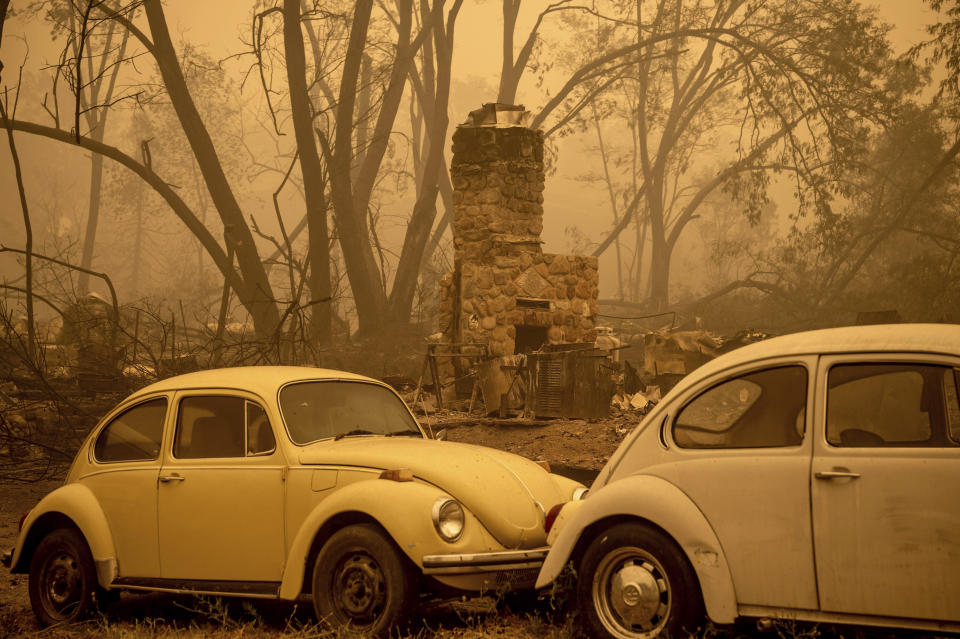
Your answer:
[579,523,702,639]
[312,524,417,635]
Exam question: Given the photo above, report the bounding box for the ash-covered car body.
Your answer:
[4,366,582,631]
[537,324,960,638]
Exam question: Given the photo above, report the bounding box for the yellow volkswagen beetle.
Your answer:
[3,366,583,633]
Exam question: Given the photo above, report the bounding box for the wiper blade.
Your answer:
[334,429,375,441]
[386,429,423,438]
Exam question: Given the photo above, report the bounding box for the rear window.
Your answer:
[673,366,807,448]
[94,398,167,463]
[279,381,420,445]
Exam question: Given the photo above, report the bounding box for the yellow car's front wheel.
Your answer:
[312,524,417,635]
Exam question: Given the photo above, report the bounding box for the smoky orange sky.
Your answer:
[0,1,942,304]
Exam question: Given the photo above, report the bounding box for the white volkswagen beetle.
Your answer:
[3,367,583,632]
[537,324,960,638]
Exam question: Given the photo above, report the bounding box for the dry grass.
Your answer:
[0,585,933,639]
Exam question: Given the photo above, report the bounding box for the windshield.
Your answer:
[279,381,422,445]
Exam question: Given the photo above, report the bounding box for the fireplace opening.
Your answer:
[515,325,548,353]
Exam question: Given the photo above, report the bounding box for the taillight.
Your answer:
[18,511,29,532]
[544,503,564,534]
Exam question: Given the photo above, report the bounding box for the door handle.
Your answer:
[158,474,185,483]
[815,467,861,480]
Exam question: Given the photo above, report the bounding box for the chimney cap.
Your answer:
[461,103,531,128]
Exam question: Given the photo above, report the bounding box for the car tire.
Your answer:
[28,528,99,627]
[312,523,418,635]
[578,522,703,639]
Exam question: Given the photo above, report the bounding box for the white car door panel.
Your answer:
[655,358,818,610]
[813,356,960,622]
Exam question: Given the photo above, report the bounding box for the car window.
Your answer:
[175,396,276,458]
[674,366,807,449]
[944,369,960,443]
[827,363,959,447]
[246,401,276,455]
[94,398,167,463]
[279,381,421,445]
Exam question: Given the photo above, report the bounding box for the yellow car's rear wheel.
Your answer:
[28,528,98,627]
[312,524,417,635]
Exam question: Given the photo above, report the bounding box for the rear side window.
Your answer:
[674,366,807,448]
[827,363,959,447]
[174,396,275,459]
[94,398,167,463]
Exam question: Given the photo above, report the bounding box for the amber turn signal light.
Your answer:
[379,468,414,482]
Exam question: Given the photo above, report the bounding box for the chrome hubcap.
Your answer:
[594,547,670,638]
[334,553,385,622]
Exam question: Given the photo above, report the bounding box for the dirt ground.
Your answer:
[438,409,638,479]
[0,412,935,638]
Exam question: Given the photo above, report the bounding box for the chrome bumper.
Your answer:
[2,547,12,569]
[421,547,548,575]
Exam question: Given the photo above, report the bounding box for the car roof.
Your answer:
[677,323,960,391]
[129,366,380,402]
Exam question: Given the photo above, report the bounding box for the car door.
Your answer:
[656,357,819,610]
[79,396,168,577]
[157,391,286,584]
[812,354,960,621]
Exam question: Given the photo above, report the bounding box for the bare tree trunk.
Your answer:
[388,1,461,325]
[497,0,521,103]
[78,151,104,293]
[325,0,388,334]
[131,189,144,295]
[74,21,128,294]
[0,0,10,82]
[143,0,280,337]
[591,109,624,299]
[282,0,331,346]
[2,102,36,361]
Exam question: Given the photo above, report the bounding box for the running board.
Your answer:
[111,577,280,598]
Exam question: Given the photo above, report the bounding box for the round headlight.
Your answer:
[432,497,464,542]
[573,487,589,501]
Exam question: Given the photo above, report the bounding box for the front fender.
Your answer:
[535,474,737,624]
[279,478,501,599]
[11,483,117,588]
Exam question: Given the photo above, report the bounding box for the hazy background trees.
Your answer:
[1,0,958,373]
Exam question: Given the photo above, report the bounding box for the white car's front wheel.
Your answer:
[579,523,702,639]
[312,524,417,635]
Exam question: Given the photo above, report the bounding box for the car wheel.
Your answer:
[312,524,417,635]
[578,523,702,639]
[28,528,98,626]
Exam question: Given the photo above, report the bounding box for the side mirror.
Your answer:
[435,429,447,441]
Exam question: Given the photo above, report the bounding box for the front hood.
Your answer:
[298,437,568,548]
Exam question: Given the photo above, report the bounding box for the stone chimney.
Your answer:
[438,104,599,358]
[450,103,545,263]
